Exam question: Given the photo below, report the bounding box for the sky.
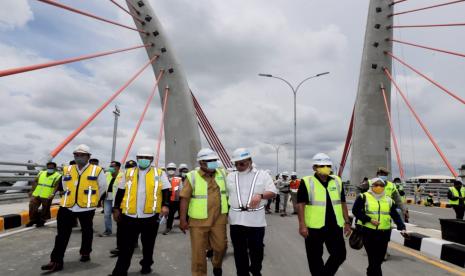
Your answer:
[0,0,464,179]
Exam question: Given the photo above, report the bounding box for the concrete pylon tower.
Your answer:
[126,0,201,169]
[350,0,393,186]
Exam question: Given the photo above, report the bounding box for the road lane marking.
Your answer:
[389,242,465,276]
[0,220,56,239]
[409,210,433,215]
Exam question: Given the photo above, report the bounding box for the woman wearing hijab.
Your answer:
[352,177,408,276]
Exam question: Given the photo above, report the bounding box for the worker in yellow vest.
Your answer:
[98,161,123,237]
[41,144,107,272]
[27,162,61,227]
[375,167,408,224]
[110,147,170,275]
[448,179,465,219]
[163,163,189,235]
[296,153,352,276]
[179,148,228,276]
[352,178,407,276]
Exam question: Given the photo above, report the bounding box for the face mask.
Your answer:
[206,161,219,170]
[47,169,55,174]
[108,167,116,174]
[379,176,388,181]
[138,159,151,169]
[372,186,385,194]
[316,167,331,176]
[74,156,88,167]
[167,170,175,175]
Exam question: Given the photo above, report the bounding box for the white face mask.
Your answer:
[167,170,176,176]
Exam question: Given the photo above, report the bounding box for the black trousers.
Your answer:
[305,226,346,276]
[362,228,391,276]
[50,207,95,263]
[112,214,160,276]
[274,195,280,212]
[453,205,465,219]
[166,200,180,229]
[230,225,265,276]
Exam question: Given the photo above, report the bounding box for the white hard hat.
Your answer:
[179,163,189,170]
[73,144,91,154]
[282,171,290,177]
[230,148,252,162]
[312,153,333,166]
[136,147,154,158]
[291,172,297,176]
[196,148,219,161]
[166,162,177,169]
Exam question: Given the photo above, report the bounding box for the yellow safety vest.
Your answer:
[61,164,103,208]
[186,169,228,219]
[121,167,163,215]
[32,171,61,199]
[449,186,465,205]
[302,175,344,229]
[106,171,123,200]
[384,181,397,198]
[357,192,393,230]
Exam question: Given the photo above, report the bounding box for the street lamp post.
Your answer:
[111,105,120,162]
[266,142,289,175]
[259,72,329,172]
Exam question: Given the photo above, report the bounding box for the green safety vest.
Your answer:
[106,171,123,200]
[186,169,228,219]
[32,171,61,198]
[449,186,465,205]
[302,175,344,229]
[357,192,393,230]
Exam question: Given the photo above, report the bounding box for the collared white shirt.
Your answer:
[66,163,107,213]
[118,166,170,218]
[227,168,277,227]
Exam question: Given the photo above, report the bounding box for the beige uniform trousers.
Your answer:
[190,224,227,276]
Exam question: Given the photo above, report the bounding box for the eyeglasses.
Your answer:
[235,161,249,167]
[316,165,331,168]
[372,183,385,187]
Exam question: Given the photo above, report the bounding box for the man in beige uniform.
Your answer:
[179,148,228,276]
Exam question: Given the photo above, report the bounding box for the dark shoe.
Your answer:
[140,267,152,274]
[25,221,35,227]
[206,249,213,259]
[280,213,286,217]
[98,231,112,237]
[36,221,45,227]
[162,228,171,235]
[41,261,63,271]
[80,255,90,262]
[292,212,298,215]
[213,267,222,276]
[110,248,119,255]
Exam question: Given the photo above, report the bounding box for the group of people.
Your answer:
[26,143,463,276]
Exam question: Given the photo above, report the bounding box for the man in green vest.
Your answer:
[296,153,351,276]
[99,161,122,237]
[179,148,228,276]
[27,162,61,227]
[448,179,465,219]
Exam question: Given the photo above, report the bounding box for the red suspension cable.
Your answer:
[338,106,354,177]
[380,84,405,180]
[383,68,458,177]
[0,44,150,78]
[389,0,465,17]
[50,55,158,158]
[37,0,147,34]
[390,39,465,59]
[155,87,170,167]
[389,23,465,29]
[109,0,144,23]
[121,70,164,164]
[386,51,465,105]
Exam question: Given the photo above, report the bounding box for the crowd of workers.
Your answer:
[25,144,465,276]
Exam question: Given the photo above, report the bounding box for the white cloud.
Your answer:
[0,0,33,30]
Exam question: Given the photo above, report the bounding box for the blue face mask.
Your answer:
[206,161,219,170]
[138,159,152,169]
[379,176,388,181]
[47,169,55,174]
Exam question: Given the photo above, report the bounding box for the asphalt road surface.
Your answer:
[0,209,463,276]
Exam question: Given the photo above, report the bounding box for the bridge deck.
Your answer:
[0,209,462,275]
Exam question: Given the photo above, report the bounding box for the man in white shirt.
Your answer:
[41,144,107,272]
[110,147,170,275]
[227,148,277,276]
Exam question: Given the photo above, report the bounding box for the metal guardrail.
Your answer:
[0,186,32,191]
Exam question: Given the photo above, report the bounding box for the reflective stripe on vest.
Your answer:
[60,164,102,208]
[302,175,344,229]
[32,171,60,198]
[231,170,263,212]
[357,192,393,230]
[121,167,163,215]
[187,169,228,219]
[449,186,465,205]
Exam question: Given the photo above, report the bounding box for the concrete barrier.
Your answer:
[0,205,59,232]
